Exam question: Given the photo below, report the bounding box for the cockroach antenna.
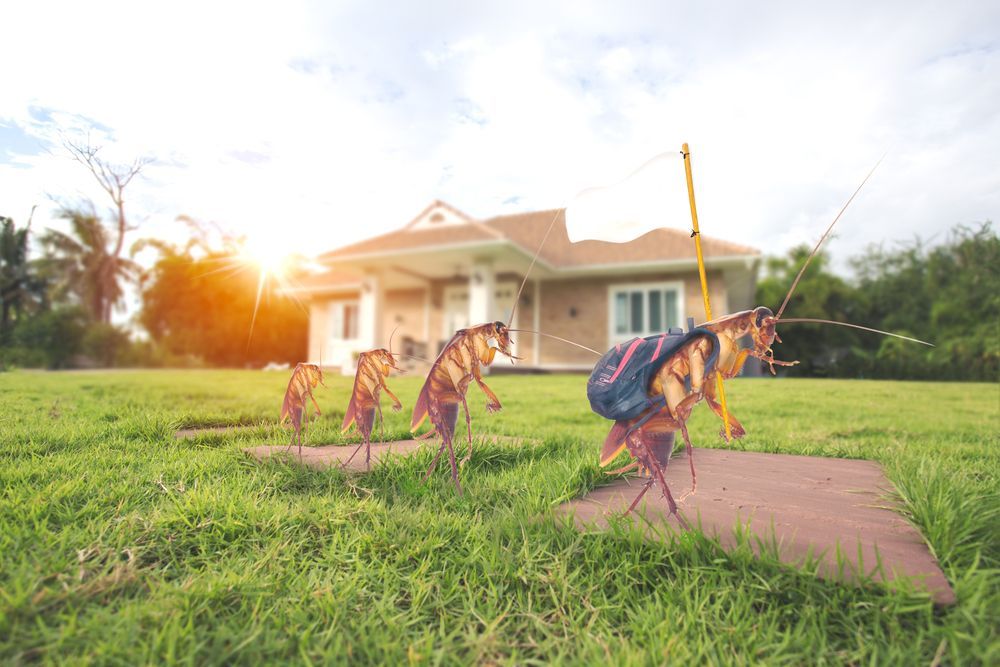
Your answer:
[384,325,433,364]
[775,154,885,321]
[501,206,604,357]
[507,207,564,328]
[775,318,934,346]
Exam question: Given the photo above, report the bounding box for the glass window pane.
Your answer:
[648,290,662,332]
[330,304,344,341]
[344,304,358,339]
[630,292,643,333]
[614,292,628,334]
[664,291,678,329]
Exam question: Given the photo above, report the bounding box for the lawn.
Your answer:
[1,370,997,664]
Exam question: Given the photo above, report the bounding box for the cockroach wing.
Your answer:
[600,420,631,467]
[280,366,304,425]
[341,397,358,433]
[410,380,431,431]
[409,330,465,431]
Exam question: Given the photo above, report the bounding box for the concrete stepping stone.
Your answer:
[556,447,955,605]
[244,434,531,473]
[245,440,426,471]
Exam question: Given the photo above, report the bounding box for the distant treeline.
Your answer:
[755,222,998,381]
[0,209,306,370]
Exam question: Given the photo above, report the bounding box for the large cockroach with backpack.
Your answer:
[582,159,933,521]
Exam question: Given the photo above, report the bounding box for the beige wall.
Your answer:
[381,288,428,349]
[537,277,609,366]
[683,270,729,324]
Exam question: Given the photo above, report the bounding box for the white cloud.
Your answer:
[0,0,996,288]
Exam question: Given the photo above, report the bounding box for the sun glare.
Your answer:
[241,238,293,279]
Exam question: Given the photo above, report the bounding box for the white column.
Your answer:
[533,280,541,366]
[358,271,384,350]
[468,261,495,326]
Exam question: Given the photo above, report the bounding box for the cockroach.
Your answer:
[591,160,933,519]
[341,335,405,471]
[590,329,719,523]
[410,321,517,494]
[409,210,602,495]
[280,362,326,459]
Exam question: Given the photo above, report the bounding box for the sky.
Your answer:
[1,0,998,298]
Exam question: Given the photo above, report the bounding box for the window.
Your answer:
[609,282,683,342]
[330,301,360,341]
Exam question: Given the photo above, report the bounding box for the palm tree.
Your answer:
[40,208,141,323]
[0,215,31,339]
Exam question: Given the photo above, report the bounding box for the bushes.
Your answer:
[9,307,89,369]
[757,223,999,381]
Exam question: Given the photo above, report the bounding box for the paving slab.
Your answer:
[245,439,426,471]
[244,434,531,473]
[556,447,955,605]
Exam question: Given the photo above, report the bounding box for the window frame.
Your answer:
[606,280,685,345]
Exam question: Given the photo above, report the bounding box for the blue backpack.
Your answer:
[587,327,720,433]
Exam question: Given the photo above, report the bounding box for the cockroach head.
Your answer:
[302,362,326,388]
[371,348,402,374]
[751,306,780,347]
[488,320,516,358]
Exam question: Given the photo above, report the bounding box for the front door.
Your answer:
[442,286,470,338]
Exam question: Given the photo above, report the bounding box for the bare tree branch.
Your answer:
[62,137,152,323]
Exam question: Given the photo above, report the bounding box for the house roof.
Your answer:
[320,200,760,267]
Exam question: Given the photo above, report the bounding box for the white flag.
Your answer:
[565,151,690,244]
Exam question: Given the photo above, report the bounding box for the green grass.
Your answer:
[1,370,997,665]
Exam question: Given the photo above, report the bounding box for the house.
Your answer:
[291,201,761,373]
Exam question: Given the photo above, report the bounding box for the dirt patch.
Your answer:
[556,447,955,606]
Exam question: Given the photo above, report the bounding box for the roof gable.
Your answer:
[406,200,474,230]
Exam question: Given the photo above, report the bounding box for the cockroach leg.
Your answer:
[376,401,384,447]
[445,437,463,496]
[459,395,473,467]
[677,422,697,502]
[423,443,446,482]
[605,460,640,476]
[625,476,656,515]
[342,439,366,470]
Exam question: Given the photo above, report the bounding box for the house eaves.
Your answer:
[281,282,362,294]
[549,254,760,277]
[320,238,557,272]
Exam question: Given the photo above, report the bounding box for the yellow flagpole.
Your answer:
[681,143,733,442]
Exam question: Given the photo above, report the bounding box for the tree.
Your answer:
[0,208,48,342]
[138,233,308,367]
[64,139,151,323]
[756,246,862,376]
[852,222,999,380]
[39,207,141,322]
